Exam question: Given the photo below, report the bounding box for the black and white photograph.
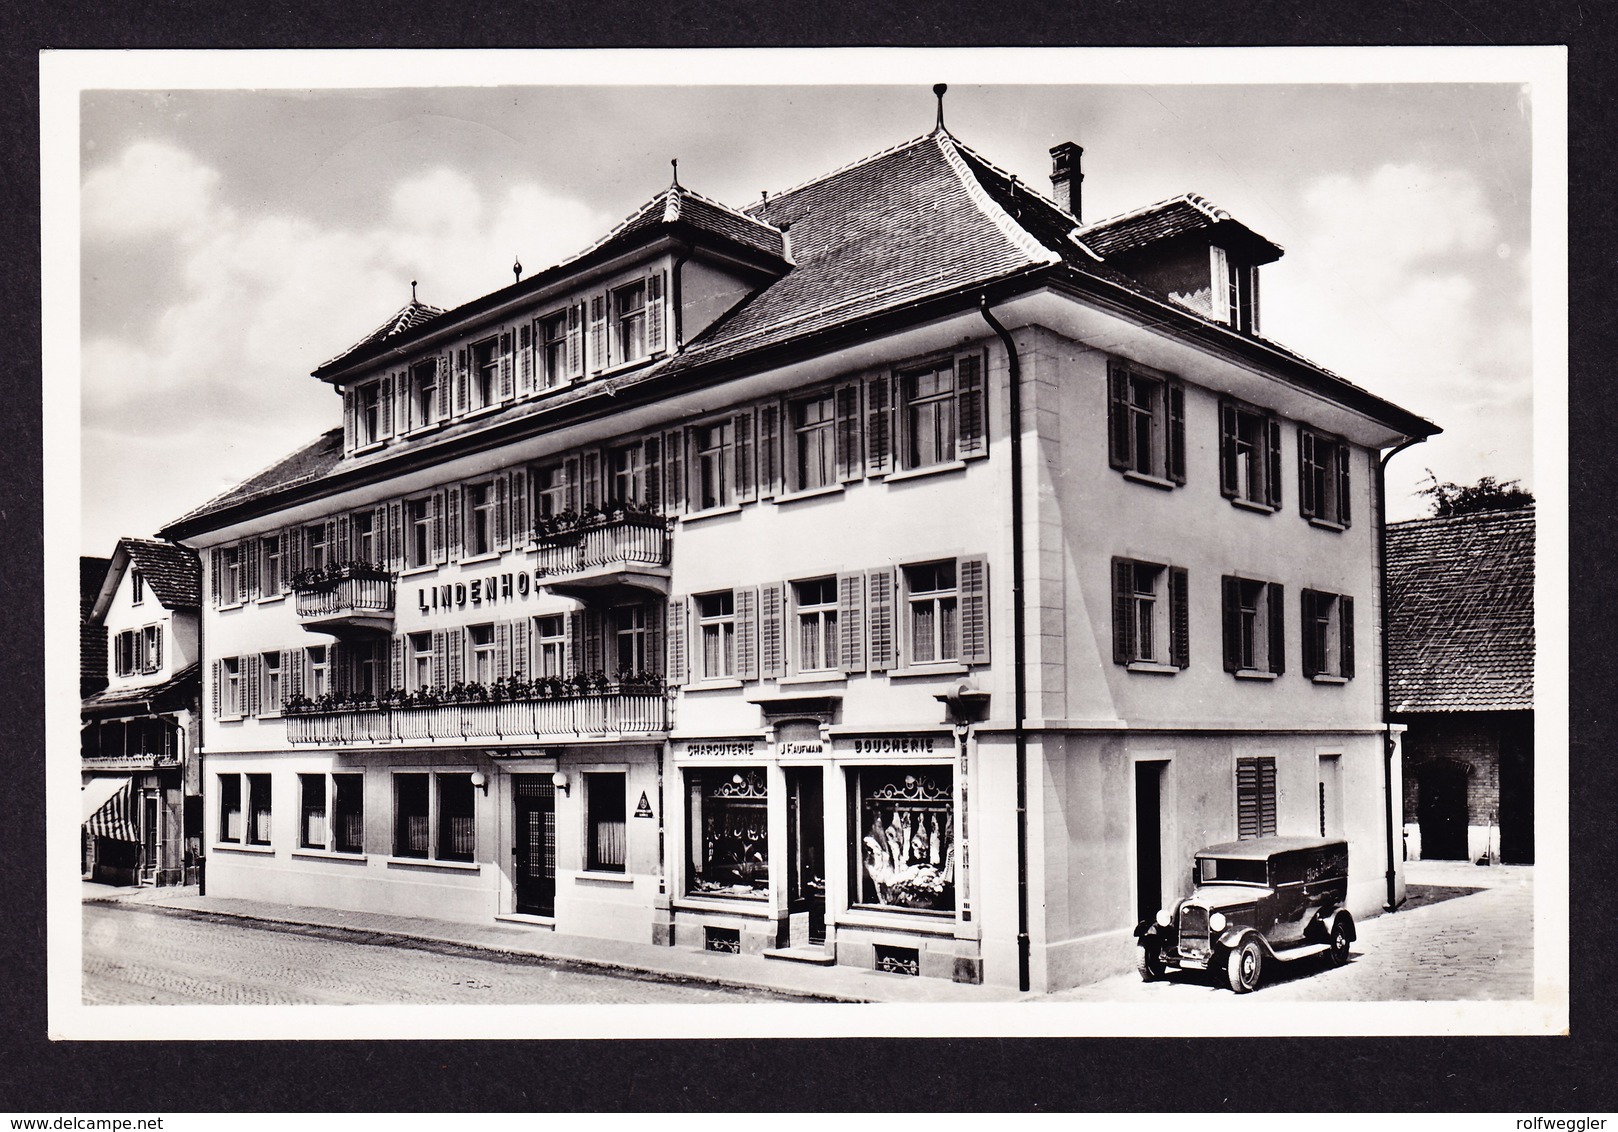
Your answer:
[45,47,1566,1042]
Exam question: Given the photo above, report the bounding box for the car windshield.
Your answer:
[1198,857,1268,885]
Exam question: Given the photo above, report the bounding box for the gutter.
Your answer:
[979,296,1031,993]
[1378,436,1426,912]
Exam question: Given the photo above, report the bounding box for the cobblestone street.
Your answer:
[82,903,814,1005]
[1047,860,1536,1003]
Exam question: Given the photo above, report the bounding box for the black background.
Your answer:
[4,1,1612,1114]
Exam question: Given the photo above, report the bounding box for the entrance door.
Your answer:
[785,768,826,944]
[513,776,557,916]
[1418,761,1470,860]
[139,793,159,885]
[1499,714,1535,864]
[1135,761,1166,924]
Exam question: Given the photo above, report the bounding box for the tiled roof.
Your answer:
[1386,507,1535,713]
[580,183,787,264]
[167,429,344,530]
[81,662,200,717]
[1077,193,1283,262]
[119,538,202,609]
[318,300,447,372]
[81,556,110,691]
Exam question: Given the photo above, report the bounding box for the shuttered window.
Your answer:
[1112,558,1189,669]
[540,310,569,388]
[697,592,736,680]
[1108,360,1185,485]
[1299,428,1353,528]
[1236,756,1278,840]
[1219,399,1283,510]
[1300,589,1355,681]
[1221,577,1285,676]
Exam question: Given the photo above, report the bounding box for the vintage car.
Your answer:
[1134,836,1356,993]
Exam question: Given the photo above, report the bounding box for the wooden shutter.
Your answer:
[1211,245,1231,324]
[1169,566,1189,668]
[1112,558,1135,665]
[1336,442,1353,528]
[589,295,607,371]
[436,354,450,420]
[567,611,585,678]
[759,582,785,679]
[1266,417,1284,509]
[734,409,757,502]
[495,622,511,680]
[1221,575,1242,672]
[330,642,349,694]
[454,349,468,416]
[211,659,221,719]
[566,303,584,378]
[336,514,352,563]
[447,628,464,687]
[498,331,514,401]
[958,555,990,664]
[758,403,781,499]
[956,351,986,459]
[865,372,894,475]
[646,271,666,354]
[244,541,260,601]
[1300,589,1320,678]
[1267,583,1286,676]
[509,468,530,546]
[493,474,510,552]
[343,388,356,451]
[210,549,222,607]
[153,626,163,671]
[642,435,661,512]
[1107,361,1132,471]
[583,609,603,675]
[1167,381,1186,485]
[1236,756,1276,839]
[431,490,447,564]
[1218,401,1239,498]
[285,529,303,579]
[390,637,404,691]
[518,323,534,395]
[428,629,445,689]
[379,374,395,438]
[582,450,602,511]
[837,572,866,674]
[735,587,759,680]
[835,381,864,481]
[244,655,260,717]
[1340,596,1355,679]
[1298,430,1318,519]
[666,598,688,685]
[661,430,685,514]
[386,501,403,572]
[562,454,582,513]
[867,567,895,673]
[445,486,464,560]
[286,649,303,700]
[509,618,528,681]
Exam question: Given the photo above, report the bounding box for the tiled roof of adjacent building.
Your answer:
[118,538,202,609]
[1386,507,1535,713]
[81,556,111,692]
[81,662,201,717]
[1076,192,1284,262]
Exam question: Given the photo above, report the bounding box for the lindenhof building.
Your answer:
[159,112,1437,992]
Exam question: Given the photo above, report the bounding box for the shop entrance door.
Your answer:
[513,776,556,916]
[139,792,159,886]
[785,768,826,944]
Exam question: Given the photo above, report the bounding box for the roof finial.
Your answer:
[411,279,418,303]
[670,158,680,188]
[933,83,948,133]
[513,255,522,284]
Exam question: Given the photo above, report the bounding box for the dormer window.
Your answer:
[1211,246,1259,334]
[613,280,648,363]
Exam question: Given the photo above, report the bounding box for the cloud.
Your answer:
[82,140,222,240]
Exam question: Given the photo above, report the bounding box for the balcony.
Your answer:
[293,563,395,634]
[533,510,670,599]
[284,682,670,746]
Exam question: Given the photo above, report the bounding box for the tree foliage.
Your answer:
[1418,470,1535,517]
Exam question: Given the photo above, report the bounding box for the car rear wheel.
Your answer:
[1329,919,1352,967]
[1138,943,1167,982]
[1225,937,1264,993]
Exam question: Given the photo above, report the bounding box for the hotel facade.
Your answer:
[159,123,1437,991]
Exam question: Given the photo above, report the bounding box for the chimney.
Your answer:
[1049,142,1084,223]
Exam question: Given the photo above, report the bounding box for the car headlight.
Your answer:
[1208,912,1227,932]
[1155,908,1172,928]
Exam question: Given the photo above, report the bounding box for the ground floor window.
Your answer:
[299,772,365,853]
[244,774,272,845]
[218,774,242,843]
[393,772,476,862]
[852,765,955,912]
[586,772,626,872]
[686,767,768,899]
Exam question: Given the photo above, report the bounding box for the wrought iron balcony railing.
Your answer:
[532,512,670,595]
[284,686,670,746]
[292,563,395,633]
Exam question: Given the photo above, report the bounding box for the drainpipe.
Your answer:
[1378,436,1425,912]
[979,297,1030,993]
[670,242,692,351]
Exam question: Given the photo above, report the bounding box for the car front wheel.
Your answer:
[1138,943,1167,982]
[1225,937,1264,993]
[1329,919,1352,967]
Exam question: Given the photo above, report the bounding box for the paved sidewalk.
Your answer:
[81,882,1025,1004]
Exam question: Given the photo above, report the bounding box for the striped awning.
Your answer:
[82,776,138,842]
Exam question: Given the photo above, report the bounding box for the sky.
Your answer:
[67,53,1548,556]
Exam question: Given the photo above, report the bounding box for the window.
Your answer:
[697,592,735,679]
[219,545,243,605]
[1111,558,1190,669]
[1299,429,1353,527]
[1236,756,1278,840]
[353,642,381,699]
[1301,589,1355,681]
[1221,577,1285,676]
[901,361,957,469]
[392,772,477,863]
[410,359,439,429]
[468,623,496,686]
[612,604,650,676]
[694,419,735,510]
[686,768,768,898]
[465,481,495,557]
[131,569,145,605]
[409,632,435,692]
[540,311,568,387]
[218,774,242,843]
[1107,361,1185,485]
[586,773,627,873]
[612,280,647,364]
[1225,258,1258,334]
[306,524,329,572]
[1219,401,1282,510]
[351,511,376,565]
[114,630,136,677]
[139,624,163,673]
[534,615,567,678]
[356,381,382,446]
[905,561,957,665]
[299,774,326,849]
[301,773,363,854]
[221,657,243,717]
[533,463,567,522]
[852,766,954,912]
[470,338,498,410]
[261,651,283,712]
[307,645,329,700]
[609,443,646,506]
[794,577,839,673]
[261,534,283,596]
[406,498,432,569]
[791,392,837,491]
[247,773,272,845]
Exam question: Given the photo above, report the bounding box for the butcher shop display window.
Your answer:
[852,766,955,913]
[687,768,769,899]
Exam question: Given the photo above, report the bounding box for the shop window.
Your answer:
[247,773,272,846]
[1111,558,1190,670]
[437,774,476,863]
[1219,400,1282,510]
[406,497,432,569]
[393,774,430,859]
[586,772,627,873]
[299,773,326,849]
[1301,589,1355,681]
[539,311,568,387]
[392,773,474,862]
[410,358,439,429]
[1299,428,1352,528]
[260,534,283,596]
[470,337,498,411]
[686,768,769,899]
[613,280,648,363]
[791,392,837,491]
[534,615,567,679]
[904,561,957,665]
[693,419,736,510]
[261,651,282,712]
[218,774,242,843]
[794,577,839,673]
[1236,756,1277,840]
[333,774,365,854]
[1107,360,1185,485]
[697,592,736,679]
[901,360,957,470]
[853,766,955,913]
[1221,577,1285,677]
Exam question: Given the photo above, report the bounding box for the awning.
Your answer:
[82,776,138,842]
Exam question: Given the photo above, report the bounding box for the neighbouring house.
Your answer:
[1388,506,1535,865]
[81,538,203,886]
[81,555,111,698]
[157,110,1436,990]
